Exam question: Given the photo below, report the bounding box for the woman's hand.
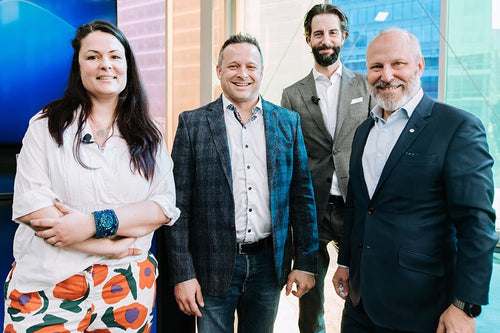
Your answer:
[67,236,142,259]
[30,201,95,247]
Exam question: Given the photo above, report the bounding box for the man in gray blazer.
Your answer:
[165,33,318,332]
[281,4,372,332]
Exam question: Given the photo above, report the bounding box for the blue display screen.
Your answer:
[0,0,117,144]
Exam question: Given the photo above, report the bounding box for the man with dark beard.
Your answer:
[332,27,497,333]
[281,4,373,333]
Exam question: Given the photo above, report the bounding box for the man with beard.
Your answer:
[332,27,498,332]
[281,4,372,332]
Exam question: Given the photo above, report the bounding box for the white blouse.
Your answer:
[11,110,180,293]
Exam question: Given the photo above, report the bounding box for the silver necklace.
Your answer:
[90,115,113,139]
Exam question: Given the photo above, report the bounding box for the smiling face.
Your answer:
[216,42,263,109]
[366,30,424,112]
[307,13,346,68]
[79,30,127,102]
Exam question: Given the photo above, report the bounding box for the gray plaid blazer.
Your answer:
[164,96,318,296]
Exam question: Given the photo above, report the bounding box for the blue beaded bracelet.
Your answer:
[93,209,119,239]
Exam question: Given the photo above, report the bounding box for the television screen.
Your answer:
[0,0,117,145]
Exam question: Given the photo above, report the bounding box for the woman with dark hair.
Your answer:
[3,20,179,331]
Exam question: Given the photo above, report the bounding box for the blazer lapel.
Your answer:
[298,71,333,142]
[335,66,357,138]
[262,99,279,226]
[353,119,375,200]
[372,94,434,197]
[206,97,232,189]
[262,99,277,186]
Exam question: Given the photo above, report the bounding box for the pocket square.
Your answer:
[351,97,363,104]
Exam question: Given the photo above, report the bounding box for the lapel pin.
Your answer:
[409,128,415,133]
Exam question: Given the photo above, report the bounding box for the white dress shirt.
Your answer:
[313,65,343,196]
[11,109,180,292]
[222,94,271,243]
[362,88,424,198]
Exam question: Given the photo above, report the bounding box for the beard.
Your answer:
[312,45,342,67]
[369,71,421,112]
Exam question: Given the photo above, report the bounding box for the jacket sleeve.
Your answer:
[164,112,197,285]
[444,114,498,305]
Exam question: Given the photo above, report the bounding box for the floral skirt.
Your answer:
[3,253,158,332]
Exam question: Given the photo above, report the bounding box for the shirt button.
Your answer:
[249,208,253,212]
[245,145,249,148]
[367,208,375,214]
[248,187,252,190]
[333,150,339,155]
[247,229,251,233]
[247,165,250,169]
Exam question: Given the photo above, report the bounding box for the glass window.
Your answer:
[444,0,500,233]
[334,0,440,103]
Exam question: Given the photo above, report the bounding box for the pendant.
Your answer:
[96,129,107,138]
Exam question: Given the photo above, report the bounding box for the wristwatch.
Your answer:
[452,298,481,318]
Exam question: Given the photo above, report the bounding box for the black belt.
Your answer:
[237,237,272,254]
[328,195,344,204]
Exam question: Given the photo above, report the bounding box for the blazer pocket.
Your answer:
[400,152,437,165]
[399,248,444,277]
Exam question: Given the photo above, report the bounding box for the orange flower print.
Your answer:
[53,274,88,300]
[102,274,130,304]
[77,304,95,332]
[4,324,17,333]
[86,330,111,333]
[32,324,70,333]
[92,265,108,286]
[113,302,148,330]
[9,289,42,313]
[137,258,156,289]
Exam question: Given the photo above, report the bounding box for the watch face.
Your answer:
[468,304,482,317]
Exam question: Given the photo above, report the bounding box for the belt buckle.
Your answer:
[237,243,245,254]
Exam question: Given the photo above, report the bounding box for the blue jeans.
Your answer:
[197,246,281,333]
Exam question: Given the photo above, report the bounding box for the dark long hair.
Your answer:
[40,20,161,180]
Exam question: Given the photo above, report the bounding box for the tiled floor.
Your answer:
[274,243,344,332]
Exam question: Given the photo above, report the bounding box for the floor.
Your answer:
[274,243,344,332]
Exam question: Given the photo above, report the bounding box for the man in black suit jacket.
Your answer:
[333,28,498,332]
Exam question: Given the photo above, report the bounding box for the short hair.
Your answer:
[217,33,263,66]
[374,27,422,62]
[304,4,349,38]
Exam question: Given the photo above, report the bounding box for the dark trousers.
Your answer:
[341,297,418,333]
[299,195,344,333]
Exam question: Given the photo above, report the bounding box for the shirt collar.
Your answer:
[370,88,424,121]
[222,93,262,114]
[312,63,343,84]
